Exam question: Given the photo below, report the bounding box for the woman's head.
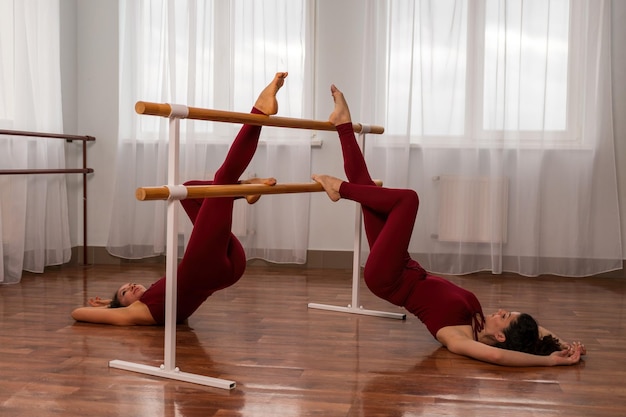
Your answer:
[495,312,561,355]
[109,283,147,308]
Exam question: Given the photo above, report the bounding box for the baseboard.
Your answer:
[70,246,355,269]
[70,246,626,277]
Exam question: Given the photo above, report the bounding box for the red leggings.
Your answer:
[176,108,264,299]
[336,123,422,306]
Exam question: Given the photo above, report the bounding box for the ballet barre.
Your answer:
[135,180,384,201]
[135,101,385,134]
[0,129,95,266]
[110,101,397,391]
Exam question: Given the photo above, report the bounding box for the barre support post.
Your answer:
[307,131,406,321]
[109,109,236,390]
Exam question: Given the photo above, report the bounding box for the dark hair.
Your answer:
[495,313,562,356]
[109,291,123,309]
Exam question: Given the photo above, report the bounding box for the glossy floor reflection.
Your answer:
[0,264,624,416]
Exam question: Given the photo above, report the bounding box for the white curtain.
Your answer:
[107,0,314,263]
[0,0,70,285]
[360,0,621,277]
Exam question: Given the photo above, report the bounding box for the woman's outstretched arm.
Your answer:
[438,328,583,367]
[71,301,156,326]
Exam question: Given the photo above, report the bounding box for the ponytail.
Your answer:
[109,291,123,309]
[534,334,562,356]
[495,313,562,356]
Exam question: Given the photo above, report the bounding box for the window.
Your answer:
[120,0,311,142]
[384,0,580,147]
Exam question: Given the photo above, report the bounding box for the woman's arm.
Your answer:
[438,328,582,367]
[71,301,156,326]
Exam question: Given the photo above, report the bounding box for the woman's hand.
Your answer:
[88,296,112,307]
[569,341,586,355]
[560,340,587,356]
[550,344,583,365]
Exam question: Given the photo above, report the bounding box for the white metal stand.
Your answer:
[108,110,400,390]
[109,110,236,390]
[307,132,406,321]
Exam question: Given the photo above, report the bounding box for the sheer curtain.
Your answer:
[107,0,314,263]
[360,0,621,277]
[0,0,70,284]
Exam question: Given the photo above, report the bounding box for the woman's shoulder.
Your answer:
[72,301,156,326]
[436,324,474,345]
[126,301,158,325]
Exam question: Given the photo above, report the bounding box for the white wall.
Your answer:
[61,0,626,260]
[59,0,79,245]
[309,1,369,251]
[60,0,118,256]
[612,0,626,257]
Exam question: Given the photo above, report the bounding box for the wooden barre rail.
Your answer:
[0,129,95,142]
[0,168,94,175]
[136,180,384,201]
[135,101,384,135]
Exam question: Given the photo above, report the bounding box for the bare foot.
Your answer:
[240,177,277,204]
[254,72,288,116]
[312,174,342,202]
[329,84,352,126]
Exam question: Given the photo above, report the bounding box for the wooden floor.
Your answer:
[1,263,625,417]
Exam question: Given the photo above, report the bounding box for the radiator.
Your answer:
[435,175,509,243]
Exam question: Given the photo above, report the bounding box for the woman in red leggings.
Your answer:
[71,72,288,325]
[312,84,585,367]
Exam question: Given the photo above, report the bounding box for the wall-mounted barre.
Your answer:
[135,101,385,135]
[136,180,384,201]
[0,129,95,266]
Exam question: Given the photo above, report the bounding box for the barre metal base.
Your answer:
[109,360,236,390]
[307,302,406,320]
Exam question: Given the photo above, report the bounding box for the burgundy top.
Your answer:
[404,265,485,340]
[140,276,208,324]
